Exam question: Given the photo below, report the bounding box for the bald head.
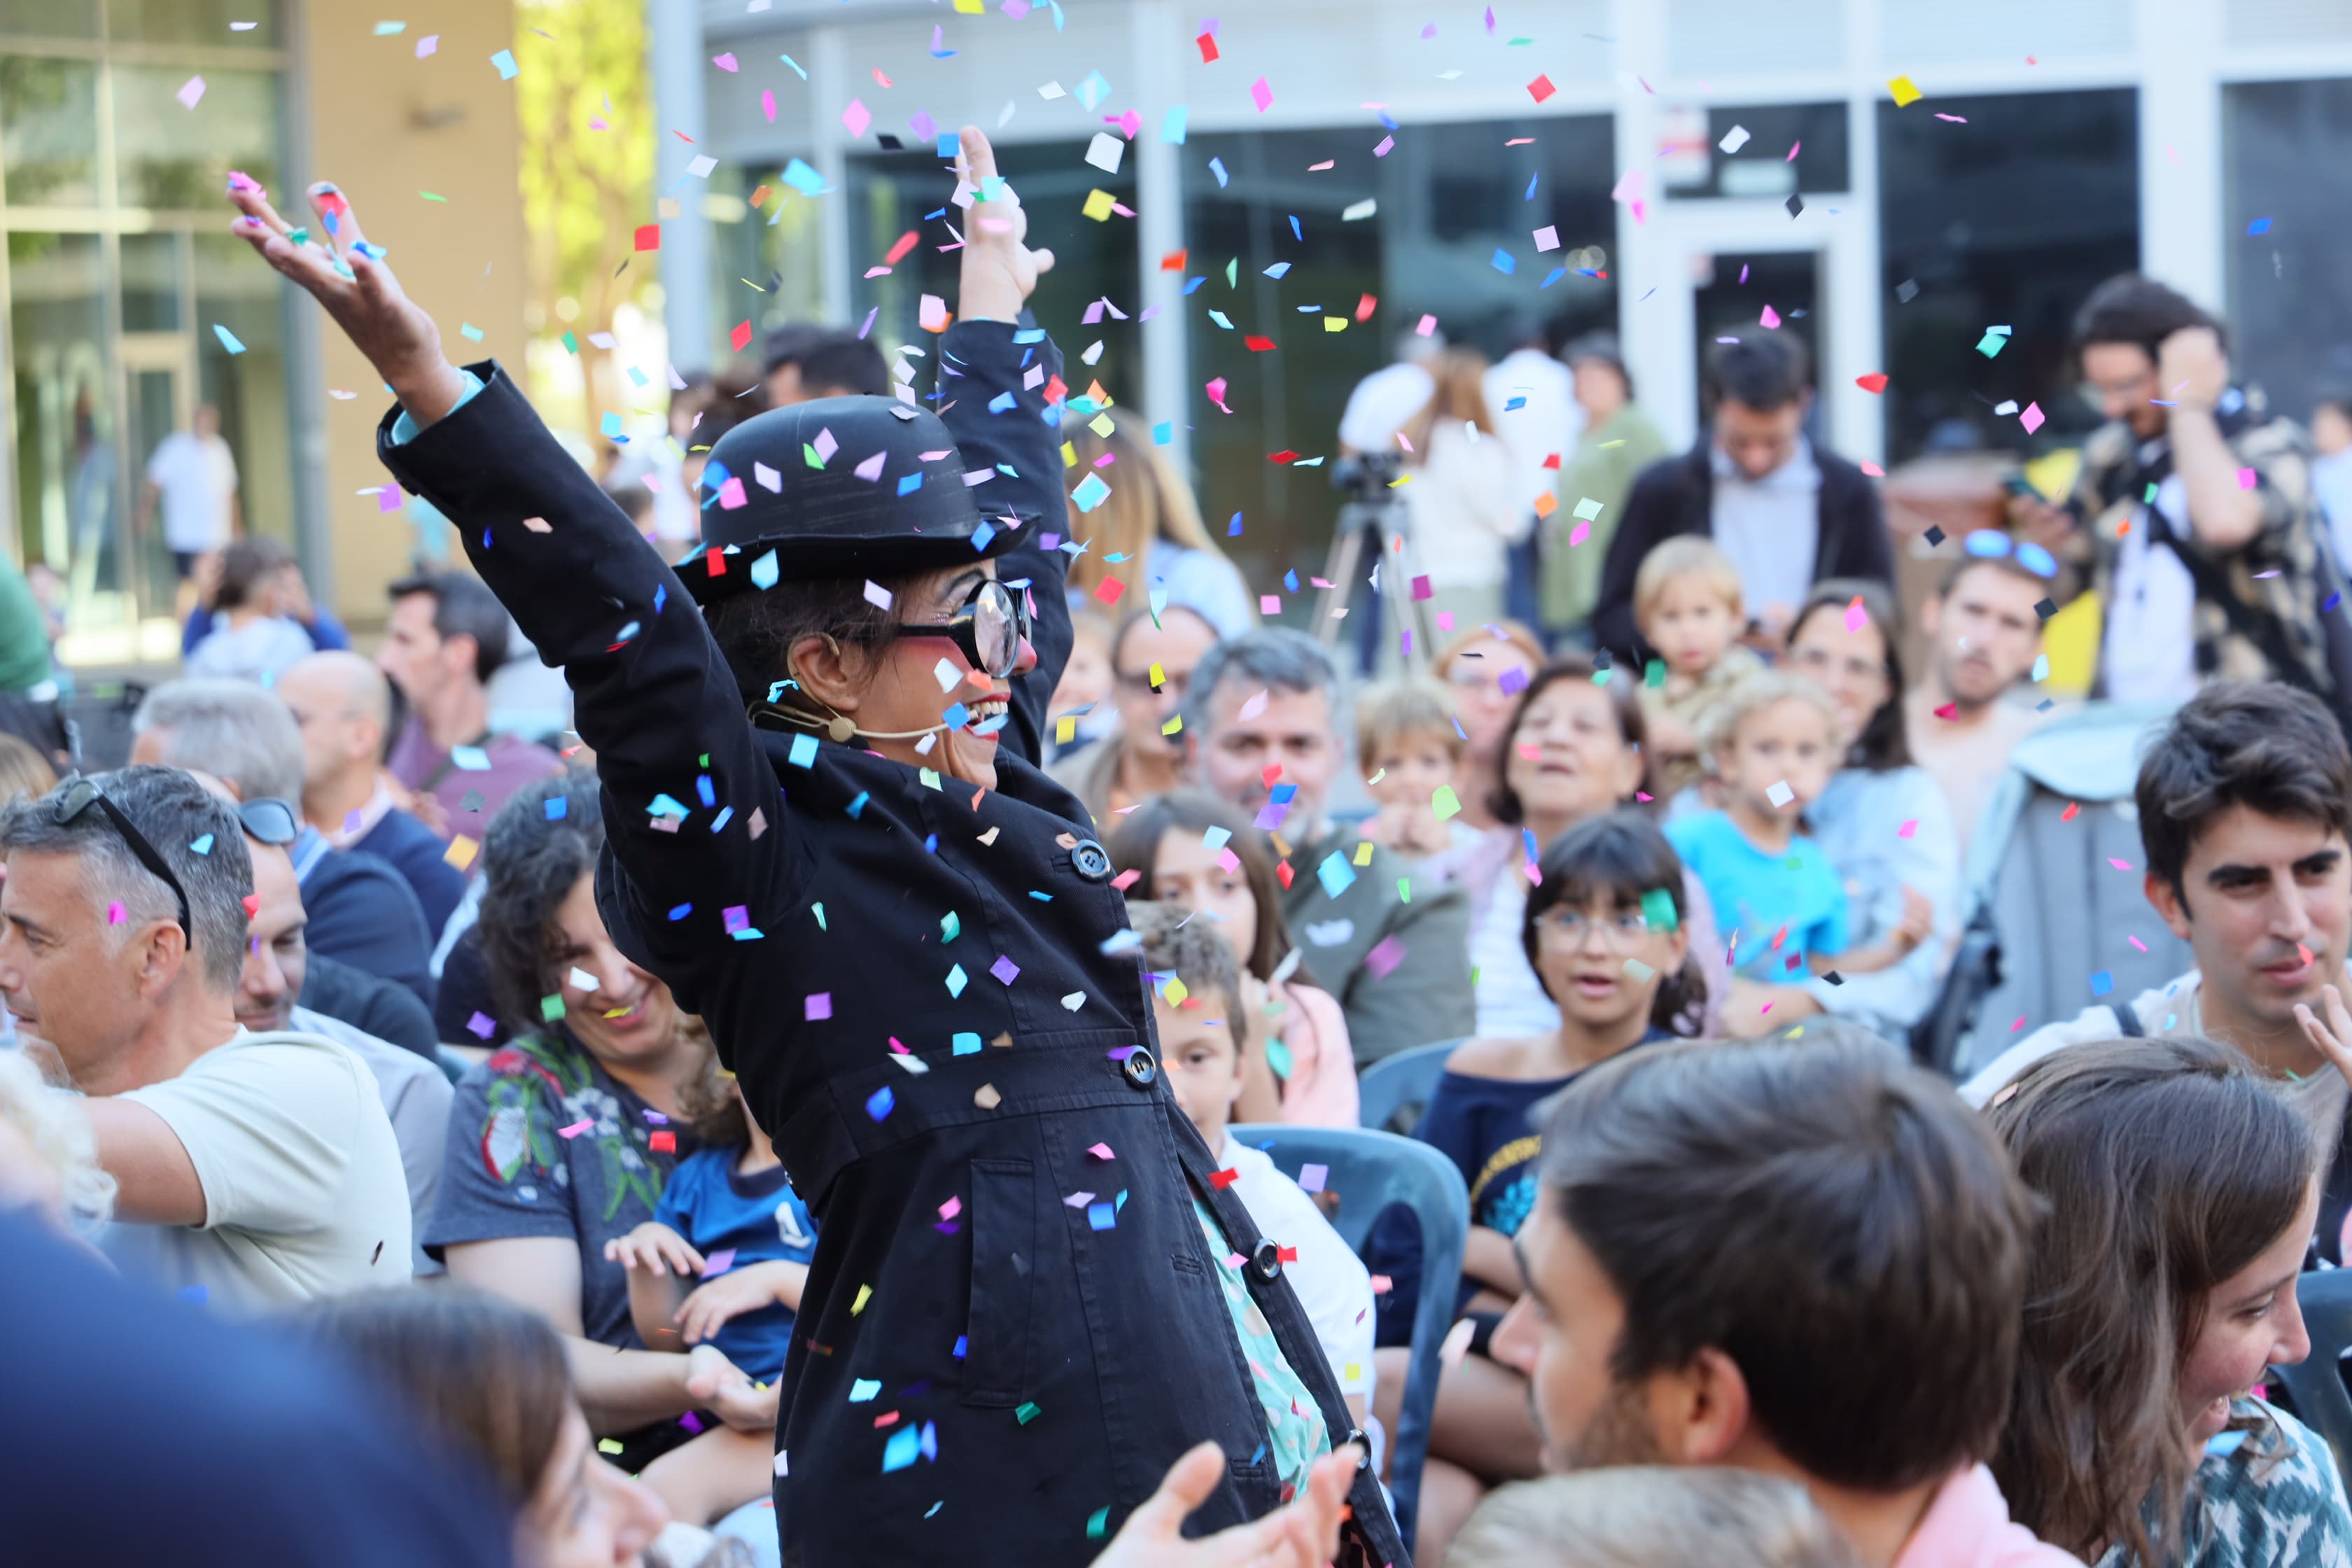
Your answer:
[276,651,393,808]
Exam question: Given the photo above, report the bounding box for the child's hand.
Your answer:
[675,1261,809,1346]
[954,127,1055,324]
[603,1221,703,1278]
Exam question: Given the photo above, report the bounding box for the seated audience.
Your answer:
[183,536,316,685]
[2315,386,2352,568]
[1451,1468,1861,1568]
[1669,673,1927,983]
[130,678,436,1004]
[1901,542,2052,858]
[1427,657,1724,1042]
[1431,622,1545,835]
[606,1053,815,1531]
[0,766,410,1310]
[302,949,439,1060]
[277,650,469,939]
[0,1042,115,1234]
[1063,419,1255,638]
[229,792,451,1278]
[1127,899,1375,1428]
[1712,581,1959,1041]
[1594,333,1893,664]
[1366,812,1702,1562]
[1184,628,1475,1066]
[378,570,566,844]
[0,730,56,804]
[760,321,888,408]
[1049,603,1219,827]
[1987,1036,2352,1566]
[1109,791,1359,1127]
[1632,536,1763,800]
[1539,333,1672,642]
[0,1209,507,1566]
[1045,605,1118,763]
[181,538,351,662]
[428,771,776,1508]
[289,1284,736,1568]
[1490,1035,2075,1568]
[1354,678,1481,863]
[1964,681,2352,1261]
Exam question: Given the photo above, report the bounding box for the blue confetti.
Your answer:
[695,774,716,808]
[1182,275,1207,295]
[1227,512,1243,536]
[782,157,827,196]
[787,733,819,768]
[897,472,925,496]
[1541,266,1567,288]
[953,1032,982,1055]
[188,834,214,855]
[1288,214,1301,241]
[544,797,568,820]
[883,1426,922,1472]
[1209,156,1228,188]
[668,903,692,921]
[2248,217,2272,236]
[1263,262,1291,279]
[1317,853,1357,899]
[970,520,996,552]
[2090,970,2114,997]
[212,324,247,355]
[750,550,778,589]
[866,1085,895,1121]
[1087,1201,1116,1231]
[1491,248,1516,275]
[1525,172,1537,200]
[846,790,869,819]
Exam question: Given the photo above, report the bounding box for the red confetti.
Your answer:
[1094,577,1126,606]
[1160,248,1189,272]
[704,547,727,577]
[729,320,752,352]
[883,230,920,265]
[1110,868,1142,891]
[1354,293,1378,322]
[2060,801,2080,822]
[650,1130,677,1153]
[1243,335,1276,352]
[1267,450,1300,464]
[1276,862,1294,890]
[1209,1168,1240,1189]
[1855,372,1889,393]
[1527,74,1555,104]
[1197,31,1219,62]
[634,224,660,252]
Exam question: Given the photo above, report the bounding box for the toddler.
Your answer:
[1665,673,1924,983]
[1632,537,1763,800]
[606,1071,816,1531]
[1355,679,1480,861]
[1126,899,1375,1432]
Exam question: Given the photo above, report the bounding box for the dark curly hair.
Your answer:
[476,769,607,1037]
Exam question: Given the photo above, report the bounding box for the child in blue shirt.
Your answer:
[1667,671,1927,983]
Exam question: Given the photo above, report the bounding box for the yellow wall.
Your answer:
[303,3,526,627]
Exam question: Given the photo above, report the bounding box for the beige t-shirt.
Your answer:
[1903,690,2045,861]
[101,1029,413,1313]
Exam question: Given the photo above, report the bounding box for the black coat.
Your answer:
[1590,440,1895,664]
[380,325,1405,1568]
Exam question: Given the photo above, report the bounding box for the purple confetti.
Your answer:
[806,992,833,1021]
[1363,934,1408,981]
[990,955,1021,986]
[467,1011,497,1040]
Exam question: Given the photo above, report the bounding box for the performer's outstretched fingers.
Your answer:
[307,181,371,263]
[1031,246,1056,277]
[958,124,1000,190]
[225,176,299,239]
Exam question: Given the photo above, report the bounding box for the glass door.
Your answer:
[117,331,193,636]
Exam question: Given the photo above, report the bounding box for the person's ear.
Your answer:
[444,631,478,680]
[789,634,870,718]
[1660,920,1690,976]
[1614,742,1646,800]
[1919,592,1942,639]
[1648,1345,1752,1465]
[131,918,191,998]
[2147,869,2193,942]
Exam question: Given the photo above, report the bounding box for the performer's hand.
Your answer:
[1091,1440,1362,1568]
[955,126,1054,324]
[224,176,468,425]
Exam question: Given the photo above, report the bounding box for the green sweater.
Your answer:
[0,557,52,693]
[1278,824,1474,1068]
[1540,402,1671,634]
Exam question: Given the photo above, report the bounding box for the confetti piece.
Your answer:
[1843,596,1868,632]
[866,1086,895,1121]
[1527,74,1555,104]
[106,900,125,925]
[2019,401,2045,435]
[1250,76,1273,112]
[1364,934,1407,979]
[1887,74,1921,106]
[176,76,207,109]
[213,324,247,355]
[490,48,518,80]
[557,1119,593,1139]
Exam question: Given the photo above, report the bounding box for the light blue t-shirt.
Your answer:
[652,1147,818,1382]
[1666,809,1849,981]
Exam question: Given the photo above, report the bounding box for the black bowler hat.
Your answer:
[672,393,1021,604]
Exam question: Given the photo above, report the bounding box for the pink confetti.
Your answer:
[2127,935,2148,952]
[842,97,872,139]
[1861,460,1886,477]
[938,1196,962,1222]
[2011,1017,2028,1032]
[1897,819,1918,839]
[1785,140,1800,161]
[712,52,739,71]
[855,451,888,482]
[176,75,206,110]
[717,476,748,510]
[106,900,125,925]
[1842,597,1868,633]
[1373,135,1394,158]
[1364,934,1408,980]
[762,90,777,123]
[1087,1142,1116,1160]
[1063,1191,1096,1208]
[2019,401,2045,435]
[1934,113,1968,122]
[1759,304,1782,329]
[703,1247,738,1276]
[2108,858,2134,870]
[415,34,439,58]
[556,1119,594,1139]
[1415,314,1437,337]
[805,992,832,1021]
[2237,467,2258,491]
[1250,76,1273,113]
[1205,376,1231,412]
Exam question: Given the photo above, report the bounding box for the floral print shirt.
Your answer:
[2096,1399,2352,1568]
[424,1031,695,1348]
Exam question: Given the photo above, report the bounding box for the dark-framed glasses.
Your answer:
[891,578,1030,680]
[51,776,192,944]
[1534,907,1655,949]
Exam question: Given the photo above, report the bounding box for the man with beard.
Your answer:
[1489,1035,2076,1568]
[1900,547,2051,858]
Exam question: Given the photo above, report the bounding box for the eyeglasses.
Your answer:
[1963,530,2058,580]
[51,776,192,944]
[235,797,300,846]
[1114,668,1190,699]
[890,579,1030,680]
[1534,907,1656,948]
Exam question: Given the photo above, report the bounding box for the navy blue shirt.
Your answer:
[355,803,469,940]
[295,827,435,1007]
[654,1148,818,1381]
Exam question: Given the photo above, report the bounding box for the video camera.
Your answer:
[1331,450,1405,507]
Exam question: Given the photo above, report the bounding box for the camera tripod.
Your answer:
[1312,457,1436,678]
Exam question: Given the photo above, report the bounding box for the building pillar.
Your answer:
[650,0,715,366]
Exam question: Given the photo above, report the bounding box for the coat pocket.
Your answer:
[961,1157,1038,1407]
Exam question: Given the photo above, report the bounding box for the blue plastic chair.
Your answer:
[1228,1123,1469,1553]
[2269,1268,2352,1478]
[1356,1037,1464,1134]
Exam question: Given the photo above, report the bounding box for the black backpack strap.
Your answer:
[2113,1002,2146,1038]
[2146,505,2325,695]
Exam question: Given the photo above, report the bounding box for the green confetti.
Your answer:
[561,330,580,355]
[1265,1037,1294,1081]
[419,190,447,202]
[1639,886,1679,933]
[1015,1401,1041,1425]
[813,902,827,931]
[1644,658,1667,688]
[805,442,826,468]
[1622,958,1656,980]
[1432,784,1461,821]
[1396,878,1412,904]
[1224,257,1237,289]
[540,994,566,1021]
[941,911,961,942]
[459,323,484,342]
[372,20,408,35]
[1086,1507,1110,1541]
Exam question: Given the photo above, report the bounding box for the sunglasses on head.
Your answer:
[1962,531,2058,580]
[887,578,1030,681]
[51,776,192,943]
[236,797,300,846]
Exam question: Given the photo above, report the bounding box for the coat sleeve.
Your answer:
[1591,463,1676,664]
[375,364,799,974]
[934,318,1069,770]
[1825,462,1897,586]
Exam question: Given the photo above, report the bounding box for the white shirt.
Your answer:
[184,616,314,685]
[2104,463,2200,705]
[1471,866,1561,1039]
[1709,440,1821,617]
[100,1029,414,1313]
[1402,423,1527,591]
[1219,1133,1377,1406]
[145,430,239,553]
[1483,348,1583,515]
[2312,449,2352,574]
[1339,362,1434,452]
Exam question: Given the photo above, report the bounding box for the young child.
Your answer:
[1632,536,1763,801]
[605,1065,816,1530]
[1665,673,1923,983]
[1126,899,1376,1431]
[1355,678,1481,861]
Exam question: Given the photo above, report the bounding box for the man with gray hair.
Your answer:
[0,766,410,1310]
[1184,627,1474,1065]
[130,680,434,1004]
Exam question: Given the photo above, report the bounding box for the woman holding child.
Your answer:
[232,129,1392,1566]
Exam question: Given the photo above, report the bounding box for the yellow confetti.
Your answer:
[851,1284,873,1315]
[1887,74,1921,106]
[1352,841,1375,867]
[1087,412,1116,438]
[443,834,479,870]
[1432,785,1461,821]
[1060,440,1079,468]
[1160,714,1183,736]
[1082,188,1116,221]
[1165,976,1189,1006]
[1056,715,1077,743]
[1324,317,1346,332]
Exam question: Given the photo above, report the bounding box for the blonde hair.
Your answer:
[1355,680,1464,769]
[1695,670,1842,769]
[0,1046,116,1230]
[1450,1469,1861,1568]
[0,732,59,806]
[1432,620,1546,684]
[1399,346,1495,451]
[1061,416,1235,605]
[1634,536,1745,630]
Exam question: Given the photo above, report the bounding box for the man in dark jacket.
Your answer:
[1592,332,1893,662]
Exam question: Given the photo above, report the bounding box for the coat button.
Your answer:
[1122,1047,1157,1088]
[1071,839,1112,881]
[1345,1428,1371,1468]
[1252,1240,1282,1282]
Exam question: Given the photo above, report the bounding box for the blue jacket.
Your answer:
[354,804,468,941]
[294,828,434,1007]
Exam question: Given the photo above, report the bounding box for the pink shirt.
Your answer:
[1268,979,1359,1128]
[1893,1466,2082,1568]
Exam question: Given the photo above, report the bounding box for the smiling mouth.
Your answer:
[601,996,648,1024]
[964,694,1011,738]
